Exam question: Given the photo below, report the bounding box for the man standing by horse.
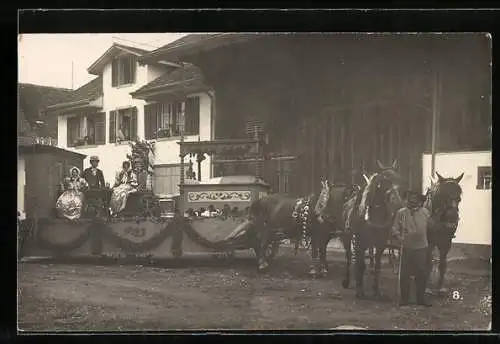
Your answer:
[392,191,433,307]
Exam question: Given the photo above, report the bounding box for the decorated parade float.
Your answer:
[18,131,270,262]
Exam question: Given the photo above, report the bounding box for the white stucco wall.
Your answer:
[18,156,26,215]
[422,151,492,246]
[57,60,213,189]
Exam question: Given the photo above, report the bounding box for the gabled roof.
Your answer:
[18,83,73,110]
[141,33,259,63]
[18,83,74,133]
[45,76,103,112]
[130,63,203,98]
[87,43,151,75]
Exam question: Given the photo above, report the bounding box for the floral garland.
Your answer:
[100,219,182,254]
[179,219,248,251]
[35,218,92,253]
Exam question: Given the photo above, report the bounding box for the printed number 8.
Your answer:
[452,290,461,300]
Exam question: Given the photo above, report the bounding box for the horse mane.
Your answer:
[358,173,379,217]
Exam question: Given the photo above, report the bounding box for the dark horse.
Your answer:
[247,178,360,277]
[424,172,464,294]
[343,160,404,300]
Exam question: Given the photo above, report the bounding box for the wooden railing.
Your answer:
[18,136,58,147]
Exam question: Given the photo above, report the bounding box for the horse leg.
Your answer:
[354,235,366,299]
[255,224,271,272]
[308,233,319,278]
[341,233,352,289]
[372,245,385,299]
[319,231,329,277]
[425,242,437,294]
[369,247,375,270]
[437,241,452,294]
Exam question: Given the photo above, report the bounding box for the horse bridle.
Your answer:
[365,175,401,229]
[429,180,461,231]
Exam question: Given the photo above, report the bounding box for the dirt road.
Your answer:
[18,254,491,331]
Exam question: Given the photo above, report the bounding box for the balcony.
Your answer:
[18,135,58,147]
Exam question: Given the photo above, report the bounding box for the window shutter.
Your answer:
[130,55,137,84]
[131,107,138,141]
[185,96,200,135]
[67,118,72,147]
[95,112,106,145]
[111,59,118,87]
[109,111,116,143]
[67,117,79,147]
[144,103,157,140]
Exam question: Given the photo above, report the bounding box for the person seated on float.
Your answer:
[109,161,138,215]
[56,166,89,220]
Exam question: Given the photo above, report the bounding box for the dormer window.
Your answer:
[111,55,136,87]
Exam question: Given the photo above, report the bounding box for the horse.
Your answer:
[247,177,360,277]
[343,159,404,300]
[423,172,464,294]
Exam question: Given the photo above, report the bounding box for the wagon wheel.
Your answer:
[391,247,400,275]
[139,194,160,218]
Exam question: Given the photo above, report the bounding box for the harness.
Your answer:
[291,196,313,251]
[360,174,401,229]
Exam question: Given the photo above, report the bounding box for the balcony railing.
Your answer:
[18,136,58,147]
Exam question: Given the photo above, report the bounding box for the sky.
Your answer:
[18,33,189,89]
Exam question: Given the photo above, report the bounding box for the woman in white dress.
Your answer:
[109,161,138,215]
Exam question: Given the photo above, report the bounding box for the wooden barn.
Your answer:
[141,33,491,195]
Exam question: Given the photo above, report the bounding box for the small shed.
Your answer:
[18,137,87,219]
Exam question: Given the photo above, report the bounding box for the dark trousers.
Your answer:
[400,247,428,303]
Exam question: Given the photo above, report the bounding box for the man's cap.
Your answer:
[90,156,100,161]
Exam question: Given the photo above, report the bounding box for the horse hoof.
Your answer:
[258,262,269,272]
[308,267,318,277]
[342,279,350,289]
[438,287,449,294]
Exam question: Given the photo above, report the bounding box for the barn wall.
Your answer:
[183,34,491,195]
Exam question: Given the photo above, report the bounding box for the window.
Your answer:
[109,107,137,143]
[67,116,80,147]
[477,166,492,190]
[144,96,200,140]
[111,55,136,87]
[153,165,180,195]
[66,112,105,147]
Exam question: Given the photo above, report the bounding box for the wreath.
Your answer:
[35,218,92,253]
[100,218,182,255]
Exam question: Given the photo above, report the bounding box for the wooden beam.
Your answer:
[431,70,441,178]
[350,111,355,185]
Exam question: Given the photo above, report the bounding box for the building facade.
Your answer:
[45,43,214,195]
